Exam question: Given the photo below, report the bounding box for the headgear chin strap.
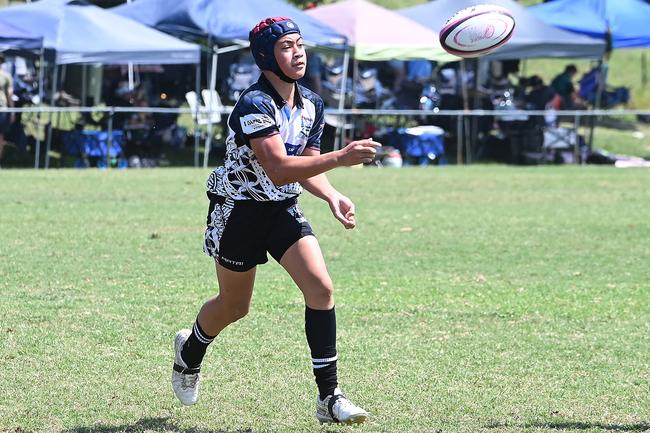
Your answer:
[249,17,301,84]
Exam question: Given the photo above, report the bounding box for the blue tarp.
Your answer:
[0,21,43,52]
[400,0,605,59]
[529,0,650,48]
[0,0,200,64]
[113,0,346,47]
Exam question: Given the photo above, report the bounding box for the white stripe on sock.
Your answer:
[312,355,338,364]
[193,322,214,344]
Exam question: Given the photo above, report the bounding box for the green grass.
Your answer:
[1,166,649,433]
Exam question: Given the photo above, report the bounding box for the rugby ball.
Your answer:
[439,4,515,58]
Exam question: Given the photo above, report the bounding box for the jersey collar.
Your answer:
[259,74,304,110]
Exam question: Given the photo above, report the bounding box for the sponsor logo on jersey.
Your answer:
[241,114,275,135]
[285,142,302,155]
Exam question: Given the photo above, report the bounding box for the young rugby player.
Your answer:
[172,16,379,424]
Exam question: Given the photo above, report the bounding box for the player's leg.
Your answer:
[172,263,256,406]
[279,235,368,424]
[183,262,257,367]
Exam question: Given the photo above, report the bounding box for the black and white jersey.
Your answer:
[207,74,325,201]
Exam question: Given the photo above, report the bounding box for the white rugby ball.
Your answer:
[439,4,515,58]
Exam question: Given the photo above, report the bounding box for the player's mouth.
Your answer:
[292,61,305,69]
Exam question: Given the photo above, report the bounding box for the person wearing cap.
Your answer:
[171,17,378,424]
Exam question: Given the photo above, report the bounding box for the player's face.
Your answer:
[274,33,306,80]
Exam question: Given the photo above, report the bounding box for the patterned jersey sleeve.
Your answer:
[233,90,279,139]
[306,94,325,151]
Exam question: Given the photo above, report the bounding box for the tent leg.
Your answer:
[194,63,201,168]
[203,49,218,169]
[588,58,606,152]
[107,107,114,169]
[34,51,45,169]
[45,65,59,170]
[574,114,582,164]
[334,46,349,151]
[456,114,463,165]
[643,51,648,88]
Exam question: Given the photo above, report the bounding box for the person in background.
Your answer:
[551,64,586,109]
[525,75,557,110]
[0,54,15,166]
[387,59,406,93]
[406,60,433,84]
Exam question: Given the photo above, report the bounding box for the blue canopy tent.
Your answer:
[114,0,348,167]
[0,21,43,52]
[529,0,650,49]
[530,0,650,148]
[112,0,345,47]
[0,0,200,65]
[0,0,201,168]
[400,0,606,60]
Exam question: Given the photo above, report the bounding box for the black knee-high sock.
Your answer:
[180,319,216,369]
[305,306,338,399]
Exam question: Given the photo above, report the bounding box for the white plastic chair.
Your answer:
[201,89,222,124]
[185,90,221,126]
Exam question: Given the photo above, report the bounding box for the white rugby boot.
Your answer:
[316,387,369,424]
[171,329,201,405]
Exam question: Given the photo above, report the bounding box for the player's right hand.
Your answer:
[336,139,382,166]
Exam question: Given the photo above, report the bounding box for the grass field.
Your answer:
[1,166,649,433]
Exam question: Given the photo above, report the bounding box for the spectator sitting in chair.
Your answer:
[551,64,586,109]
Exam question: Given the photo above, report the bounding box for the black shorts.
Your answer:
[203,192,314,272]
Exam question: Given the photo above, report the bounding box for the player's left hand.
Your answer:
[328,193,356,229]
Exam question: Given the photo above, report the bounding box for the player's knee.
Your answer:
[313,275,334,303]
[226,304,249,323]
[226,303,250,323]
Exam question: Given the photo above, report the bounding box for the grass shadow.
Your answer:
[486,420,650,432]
[64,417,254,433]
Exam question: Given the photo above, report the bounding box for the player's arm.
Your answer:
[300,147,357,229]
[299,148,338,200]
[250,134,379,186]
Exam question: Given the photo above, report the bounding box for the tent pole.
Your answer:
[194,62,200,168]
[335,45,349,151]
[34,50,45,169]
[642,51,647,88]
[44,65,58,170]
[203,47,217,169]
[588,57,607,152]
[459,59,470,164]
[470,59,480,163]
[81,64,87,105]
[348,59,358,143]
